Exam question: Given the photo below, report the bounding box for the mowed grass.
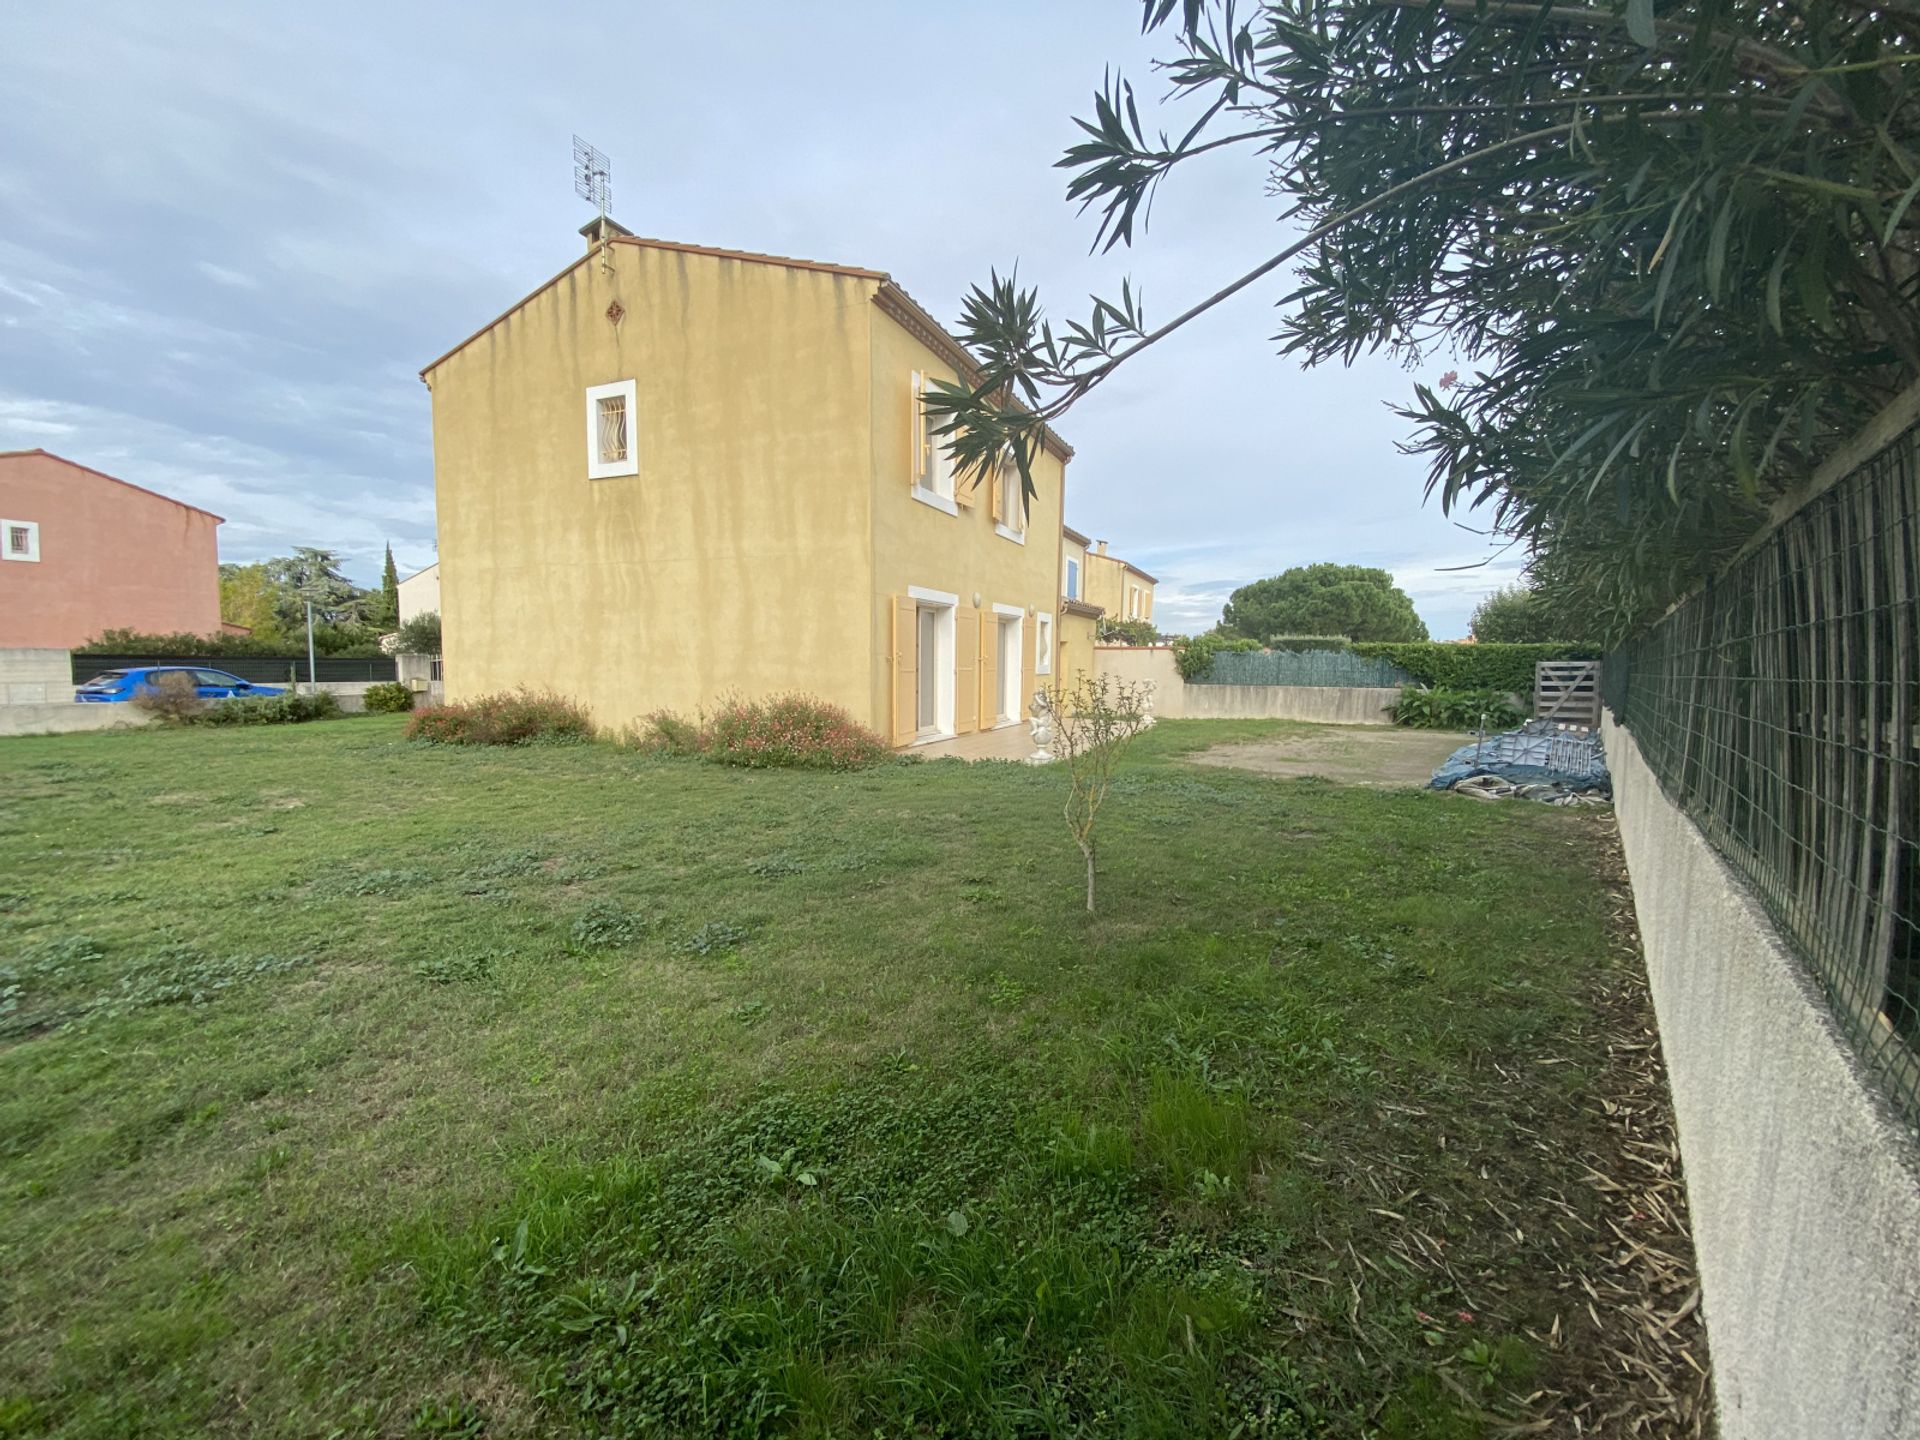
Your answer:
[1,717,1616,1437]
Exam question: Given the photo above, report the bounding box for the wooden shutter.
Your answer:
[990,464,1005,524]
[954,606,979,736]
[908,372,924,489]
[1021,614,1037,718]
[976,612,997,730]
[892,596,917,746]
[954,429,974,508]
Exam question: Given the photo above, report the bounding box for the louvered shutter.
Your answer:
[954,606,979,736]
[892,596,918,745]
[908,372,924,489]
[1021,614,1037,718]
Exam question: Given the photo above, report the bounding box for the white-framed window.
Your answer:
[2,519,40,563]
[992,458,1026,544]
[1065,557,1079,600]
[585,379,638,479]
[909,370,956,513]
[1035,611,1054,675]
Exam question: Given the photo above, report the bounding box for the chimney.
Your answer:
[1095,540,1109,555]
[579,214,634,252]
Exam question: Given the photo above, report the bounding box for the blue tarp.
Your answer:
[1429,720,1611,801]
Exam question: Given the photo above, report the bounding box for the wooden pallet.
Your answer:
[1534,660,1602,728]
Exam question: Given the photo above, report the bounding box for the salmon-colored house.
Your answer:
[0,450,224,649]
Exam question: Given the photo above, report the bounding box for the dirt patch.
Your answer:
[1189,727,1473,787]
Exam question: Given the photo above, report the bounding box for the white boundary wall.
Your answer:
[1092,646,1399,725]
[0,648,75,704]
[1605,713,1920,1439]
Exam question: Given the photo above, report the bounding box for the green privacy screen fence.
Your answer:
[1604,413,1920,1129]
[1190,650,1414,687]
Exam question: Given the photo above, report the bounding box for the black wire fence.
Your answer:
[1604,416,1920,1127]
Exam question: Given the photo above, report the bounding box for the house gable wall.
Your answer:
[0,452,221,649]
[425,247,878,729]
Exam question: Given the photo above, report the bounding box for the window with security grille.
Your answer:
[596,395,627,462]
[584,380,638,479]
[1,519,38,562]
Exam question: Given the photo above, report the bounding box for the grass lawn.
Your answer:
[2,716,1639,1437]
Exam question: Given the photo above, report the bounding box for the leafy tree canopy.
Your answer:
[1468,582,1589,644]
[1222,564,1429,642]
[923,0,1920,642]
[264,547,369,629]
[394,611,442,655]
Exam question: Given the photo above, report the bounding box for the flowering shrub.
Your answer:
[638,695,892,771]
[405,690,593,746]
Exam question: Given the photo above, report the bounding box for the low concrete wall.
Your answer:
[0,648,75,704]
[1092,645,1399,725]
[1605,713,1920,1439]
[0,704,154,737]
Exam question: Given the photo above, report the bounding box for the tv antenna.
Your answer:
[573,135,614,271]
[573,135,611,217]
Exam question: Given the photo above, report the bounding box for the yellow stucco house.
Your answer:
[1062,525,1156,625]
[420,219,1070,746]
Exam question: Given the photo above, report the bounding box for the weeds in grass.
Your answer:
[409,1397,487,1437]
[985,970,1030,1008]
[745,853,806,877]
[567,900,647,952]
[0,936,311,1034]
[312,866,432,899]
[402,1073,1268,1435]
[414,951,496,985]
[1140,1071,1255,1194]
[675,921,750,956]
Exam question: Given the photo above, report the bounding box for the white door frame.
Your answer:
[991,603,1024,727]
[908,585,958,738]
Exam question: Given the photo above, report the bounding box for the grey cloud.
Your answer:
[1,1,1518,635]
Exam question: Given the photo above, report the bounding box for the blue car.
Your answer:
[74,667,287,703]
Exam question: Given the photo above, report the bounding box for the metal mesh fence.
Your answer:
[1605,420,1920,1126]
[1194,649,1414,687]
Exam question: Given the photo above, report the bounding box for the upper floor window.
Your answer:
[585,379,638,479]
[1065,557,1079,599]
[991,458,1026,543]
[2,519,39,563]
[909,370,956,512]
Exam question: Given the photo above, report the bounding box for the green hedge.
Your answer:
[1350,642,1599,694]
[1263,635,1352,653]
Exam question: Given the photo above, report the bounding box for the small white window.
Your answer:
[2,519,39,563]
[1036,612,1054,675]
[585,379,638,479]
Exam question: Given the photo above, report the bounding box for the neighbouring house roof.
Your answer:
[418,235,1074,462]
[0,449,226,523]
[1123,561,1158,584]
[399,561,438,585]
[1061,524,1092,547]
[1062,598,1105,619]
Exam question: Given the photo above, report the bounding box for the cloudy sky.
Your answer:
[0,2,1521,638]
